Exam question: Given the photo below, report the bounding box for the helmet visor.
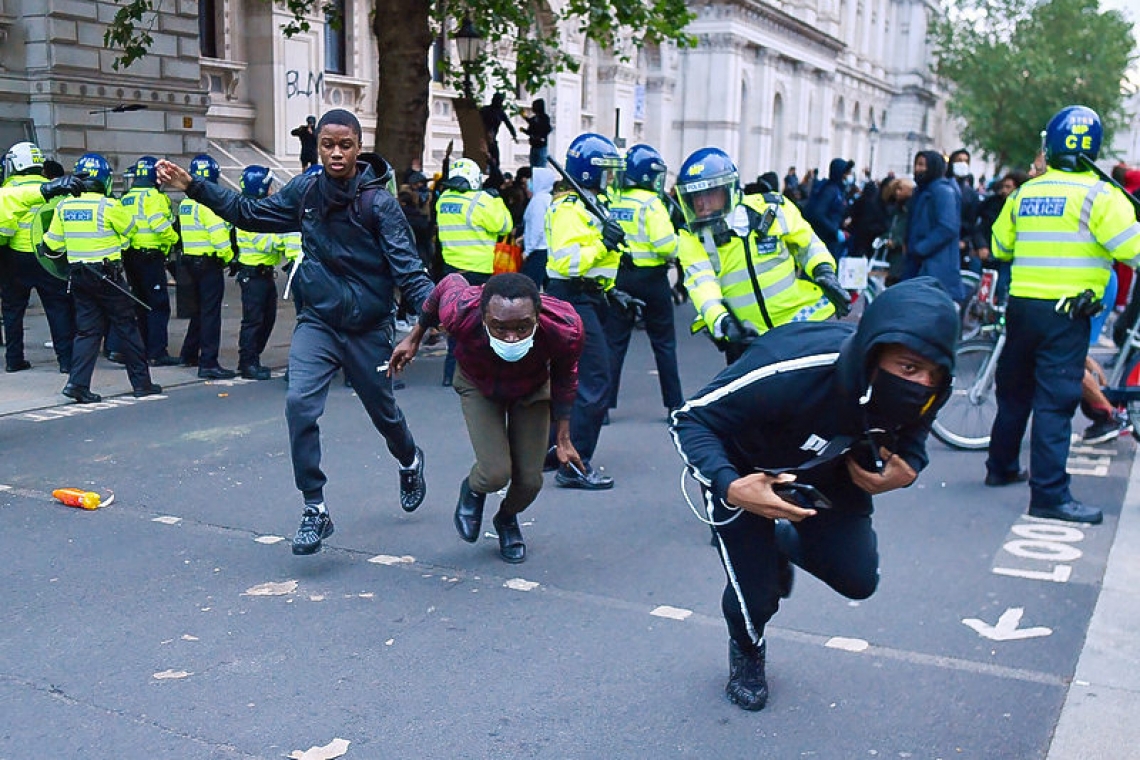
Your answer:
[677,173,737,226]
[593,156,624,201]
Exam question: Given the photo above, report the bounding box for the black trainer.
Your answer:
[1028,500,1103,525]
[1082,413,1129,445]
[726,639,768,711]
[399,447,426,512]
[454,478,485,543]
[492,511,526,564]
[292,505,334,555]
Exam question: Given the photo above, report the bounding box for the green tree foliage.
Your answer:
[929,0,1135,171]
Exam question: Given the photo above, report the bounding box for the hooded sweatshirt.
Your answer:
[903,150,963,301]
[670,276,958,507]
[803,157,854,255]
[523,167,557,257]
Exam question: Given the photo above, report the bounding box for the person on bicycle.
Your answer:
[986,105,1140,524]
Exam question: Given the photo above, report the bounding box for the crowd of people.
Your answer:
[4,100,1138,715]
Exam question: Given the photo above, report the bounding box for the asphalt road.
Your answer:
[0,304,1134,759]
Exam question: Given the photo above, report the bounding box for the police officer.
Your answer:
[0,173,84,236]
[177,154,237,379]
[41,153,161,403]
[604,144,684,418]
[119,155,180,366]
[671,277,958,711]
[544,132,633,490]
[0,142,76,374]
[233,165,299,380]
[435,157,513,386]
[674,148,851,364]
[986,105,1140,524]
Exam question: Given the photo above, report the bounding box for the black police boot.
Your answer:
[1028,500,1103,525]
[240,364,272,380]
[149,354,181,367]
[292,505,334,555]
[453,478,485,543]
[399,447,426,512]
[61,384,102,404]
[726,639,769,711]
[198,366,237,380]
[5,359,31,373]
[492,511,526,564]
[132,383,163,398]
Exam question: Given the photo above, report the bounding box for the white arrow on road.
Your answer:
[962,607,1053,641]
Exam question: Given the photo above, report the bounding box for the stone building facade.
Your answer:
[0,0,958,188]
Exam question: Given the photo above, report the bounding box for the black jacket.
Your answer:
[187,162,434,333]
[670,277,958,505]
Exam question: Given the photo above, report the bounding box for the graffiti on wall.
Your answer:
[286,70,323,99]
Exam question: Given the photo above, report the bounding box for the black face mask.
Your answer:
[865,370,945,429]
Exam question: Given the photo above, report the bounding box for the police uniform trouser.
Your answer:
[544,279,612,462]
[286,317,417,505]
[122,248,171,360]
[987,296,1088,509]
[441,265,490,384]
[708,475,878,647]
[68,264,150,390]
[237,265,277,369]
[604,263,683,411]
[1,248,74,370]
[179,256,226,369]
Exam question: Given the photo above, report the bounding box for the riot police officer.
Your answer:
[119,155,180,366]
[233,165,299,380]
[544,132,631,489]
[436,157,513,386]
[604,144,684,418]
[177,154,237,379]
[0,141,76,374]
[41,153,161,403]
[986,105,1140,524]
[674,148,851,364]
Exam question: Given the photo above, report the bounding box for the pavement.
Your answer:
[2,283,1140,756]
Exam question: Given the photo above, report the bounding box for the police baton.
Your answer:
[1078,154,1140,215]
[96,268,152,311]
[546,157,610,224]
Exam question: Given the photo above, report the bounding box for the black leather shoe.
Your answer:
[453,478,486,543]
[106,351,126,365]
[239,364,272,380]
[5,359,31,373]
[726,639,768,711]
[492,511,526,564]
[198,366,237,380]
[149,355,182,367]
[132,383,163,398]
[984,469,1029,487]
[62,384,102,404]
[555,462,614,490]
[399,447,426,512]
[292,505,334,555]
[1028,500,1103,525]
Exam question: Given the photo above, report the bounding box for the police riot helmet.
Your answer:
[132,155,158,187]
[240,165,275,198]
[74,152,114,196]
[3,141,44,181]
[565,133,624,194]
[675,147,740,228]
[624,144,667,192]
[189,154,220,184]
[445,158,484,191]
[1044,105,1102,172]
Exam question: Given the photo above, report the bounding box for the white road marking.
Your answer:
[825,637,870,652]
[962,607,1052,641]
[152,515,181,525]
[368,554,415,565]
[243,580,298,596]
[504,578,539,591]
[649,605,692,621]
[254,535,285,544]
[152,669,192,680]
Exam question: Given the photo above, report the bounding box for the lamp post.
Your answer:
[454,17,484,100]
[868,118,880,179]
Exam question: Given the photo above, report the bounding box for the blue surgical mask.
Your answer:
[485,324,536,362]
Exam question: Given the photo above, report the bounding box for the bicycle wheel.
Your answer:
[931,338,1000,450]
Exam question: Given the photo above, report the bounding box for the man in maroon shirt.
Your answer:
[390,272,585,562]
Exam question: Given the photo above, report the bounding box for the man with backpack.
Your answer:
[157,108,435,555]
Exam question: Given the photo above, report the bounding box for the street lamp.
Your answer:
[454,17,484,99]
[868,118,880,179]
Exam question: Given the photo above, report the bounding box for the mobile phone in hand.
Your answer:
[772,482,833,510]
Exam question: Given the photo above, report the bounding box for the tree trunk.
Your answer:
[372,0,433,177]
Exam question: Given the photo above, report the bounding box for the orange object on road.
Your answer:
[52,488,101,510]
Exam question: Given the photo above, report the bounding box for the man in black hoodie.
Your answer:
[157,109,435,555]
[670,277,958,711]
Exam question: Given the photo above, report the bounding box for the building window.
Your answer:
[432,35,445,84]
[325,0,347,75]
[198,0,218,58]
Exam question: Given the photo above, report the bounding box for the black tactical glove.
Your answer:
[813,263,852,319]
[39,174,85,200]
[282,260,295,274]
[227,258,241,277]
[608,288,646,321]
[601,217,626,252]
[714,313,760,346]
